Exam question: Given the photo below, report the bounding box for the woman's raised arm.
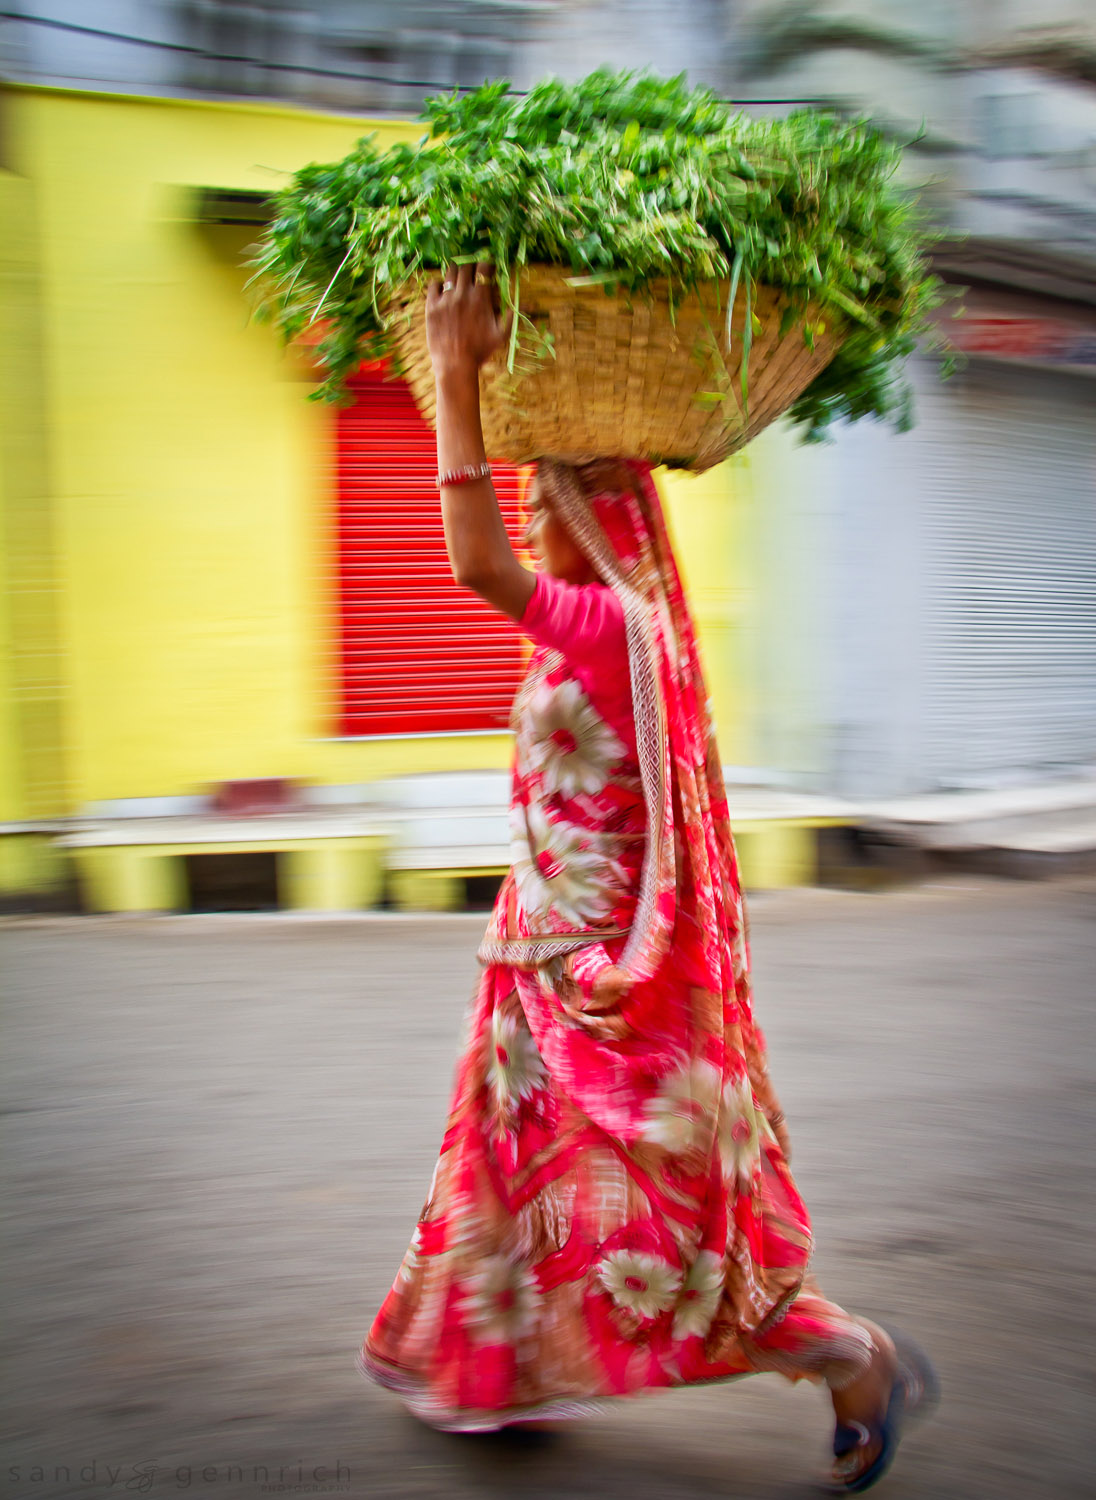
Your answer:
[427,263,535,622]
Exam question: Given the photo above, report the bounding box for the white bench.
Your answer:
[44,773,860,915]
[57,807,389,913]
[365,771,511,911]
[364,772,856,906]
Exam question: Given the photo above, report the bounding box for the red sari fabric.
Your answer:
[360,461,870,1428]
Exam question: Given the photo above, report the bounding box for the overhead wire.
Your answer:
[0,8,808,104]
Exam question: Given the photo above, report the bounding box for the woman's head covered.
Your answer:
[529,459,655,582]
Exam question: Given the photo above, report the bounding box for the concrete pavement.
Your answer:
[2,878,1094,1499]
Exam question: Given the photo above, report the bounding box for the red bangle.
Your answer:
[436,462,493,489]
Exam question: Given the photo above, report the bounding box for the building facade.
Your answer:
[0,76,771,901]
[723,1,1096,796]
[2,1,1093,906]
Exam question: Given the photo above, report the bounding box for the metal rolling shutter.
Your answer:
[336,371,528,737]
[921,363,1096,785]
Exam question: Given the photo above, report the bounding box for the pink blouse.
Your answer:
[518,572,635,751]
[508,571,642,989]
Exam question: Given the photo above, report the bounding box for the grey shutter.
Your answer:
[918,362,1096,787]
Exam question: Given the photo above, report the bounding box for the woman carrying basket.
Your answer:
[359,262,937,1493]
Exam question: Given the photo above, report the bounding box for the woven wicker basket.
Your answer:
[388,266,842,472]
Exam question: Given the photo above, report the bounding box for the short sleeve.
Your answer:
[518,572,626,667]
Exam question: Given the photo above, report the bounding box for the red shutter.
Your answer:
[335,370,529,736]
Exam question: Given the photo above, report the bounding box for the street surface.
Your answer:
[2,878,1094,1500]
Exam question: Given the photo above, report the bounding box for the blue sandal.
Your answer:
[830,1326,939,1493]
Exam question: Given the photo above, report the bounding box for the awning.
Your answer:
[194,188,274,226]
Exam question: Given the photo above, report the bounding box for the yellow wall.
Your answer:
[2,85,756,816]
[0,161,69,827]
[660,462,757,770]
[0,174,21,825]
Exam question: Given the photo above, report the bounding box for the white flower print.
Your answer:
[511,800,620,928]
[487,1007,548,1107]
[639,1059,722,1154]
[596,1249,683,1322]
[672,1249,725,1340]
[718,1074,761,1188]
[460,1256,540,1344]
[537,955,566,998]
[526,678,625,799]
[397,1223,424,1284]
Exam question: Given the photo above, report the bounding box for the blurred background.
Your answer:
[2,11,1094,1500]
[1,0,1094,914]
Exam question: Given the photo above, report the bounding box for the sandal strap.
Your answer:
[833,1420,874,1457]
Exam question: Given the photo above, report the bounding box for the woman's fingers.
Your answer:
[433,263,498,297]
[432,264,460,298]
[432,263,483,296]
[559,999,629,1041]
[425,262,506,370]
[476,264,500,317]
[588,966,633,1009]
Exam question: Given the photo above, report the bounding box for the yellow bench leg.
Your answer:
[389,870,463,913]
[76,848,185,912]
[0,835,68,896]
[735,824,817,889]
[281,843,385,911]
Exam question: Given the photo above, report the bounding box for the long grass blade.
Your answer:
[725,248,743,350]
[309,244,354,326]
[740,273,753,417]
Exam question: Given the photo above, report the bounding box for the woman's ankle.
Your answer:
[830,1321,897,1425]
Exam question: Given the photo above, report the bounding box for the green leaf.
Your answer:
[250,68,951,437]
[741,273,753,414]
[726,247,743,350]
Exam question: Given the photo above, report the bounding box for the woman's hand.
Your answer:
[426,262,512,383]
[556,965,633,1041]
[587,965,633,1011]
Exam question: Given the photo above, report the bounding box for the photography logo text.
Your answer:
[7,1460,351,1494]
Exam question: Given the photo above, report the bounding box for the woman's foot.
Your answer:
[829,1319,899,1489]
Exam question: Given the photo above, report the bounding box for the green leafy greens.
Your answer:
[252,68,948,442]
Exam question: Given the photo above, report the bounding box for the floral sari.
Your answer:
[360,460,870,1428]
